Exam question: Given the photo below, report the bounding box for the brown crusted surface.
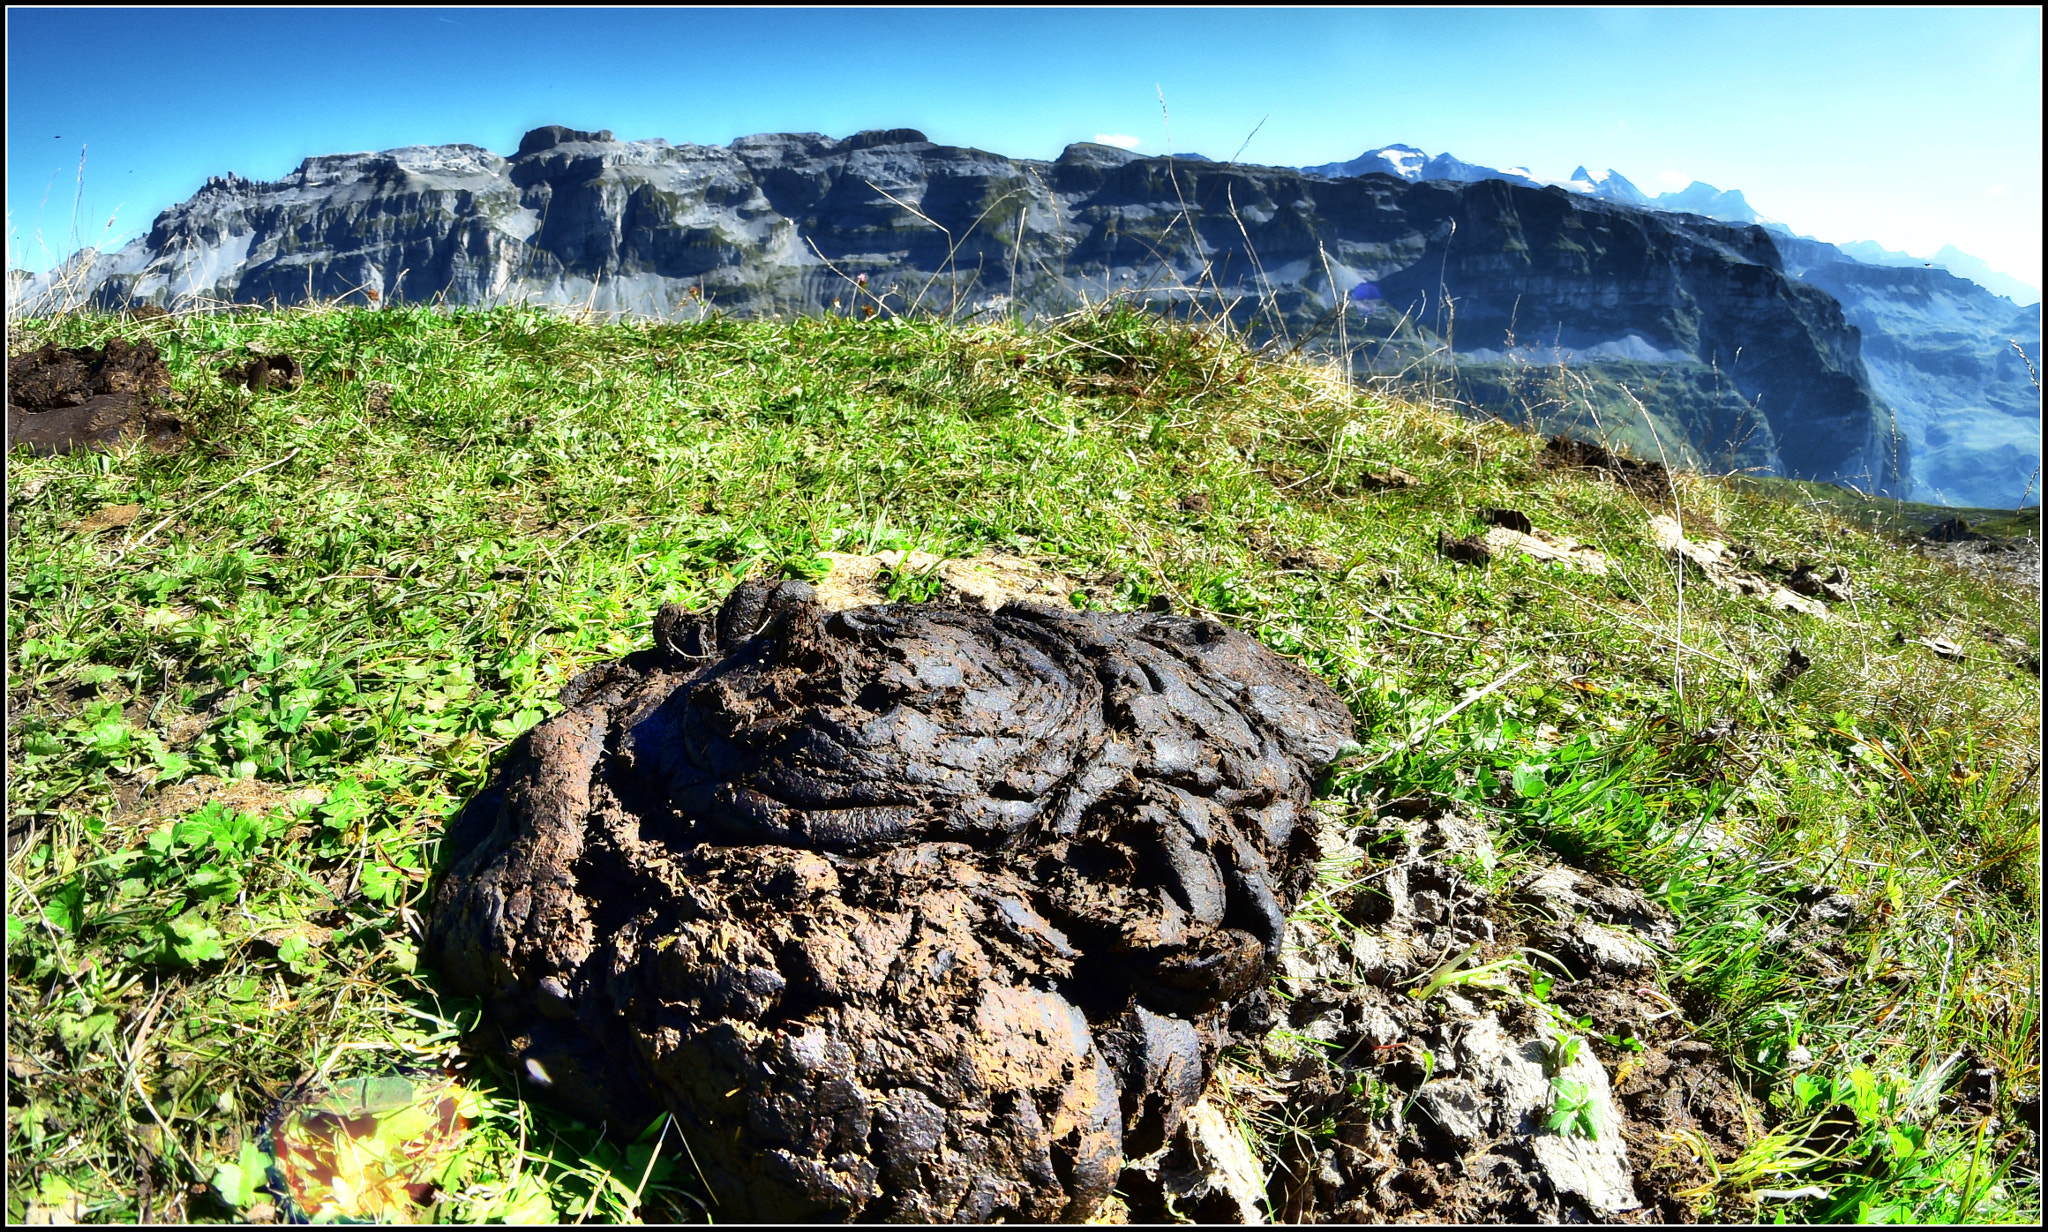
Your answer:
[7,337,182,455]
[428,580,1354,1221]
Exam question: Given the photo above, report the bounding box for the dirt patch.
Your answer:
[66,503,144,536]
[1262,807,1757,1223]
[1327,466,1423,499]
[6,337,184,456]
[1245,528,1340,574]
[812,550,1080,613]
[1917,535,2041,597]
[427,580,1355,1221]
[1540,435,1672,500]
[128,774,327,829]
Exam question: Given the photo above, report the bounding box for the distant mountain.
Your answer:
[10,125,1903,495]
[1566,167,1650,206]
[1838,239,1927,267]
[1563,167,1754,222]
[1837,240,2041,307]
[1300,145,1540,188]
[1653,181,1759,224]
[1304,146,1762,226]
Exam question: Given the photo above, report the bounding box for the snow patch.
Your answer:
[157,230,256,298]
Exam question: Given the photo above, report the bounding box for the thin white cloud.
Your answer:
[1093,133,1141,150]
[1659,170,1689,188]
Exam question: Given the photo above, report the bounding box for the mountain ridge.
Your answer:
[1300,144,1767,228]
[1303,143,2039,310]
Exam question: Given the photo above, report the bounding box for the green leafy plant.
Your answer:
[1604,1031,1647,1054]
[1546,1032,1584,1075]
[881,558,946,604]
[1547,1077,1601,1140]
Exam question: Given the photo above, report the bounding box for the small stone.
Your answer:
[1415,1080,1489,1146]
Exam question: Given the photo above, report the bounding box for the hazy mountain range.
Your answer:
[1832,240,2040,309]
[10,127,2038,506]
[1302,144,1767,229]
[1302,143,2040,308]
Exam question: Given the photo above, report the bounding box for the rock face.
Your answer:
[1349,177,1900,490]
[426,580,1354,1221]
[14,124,1911,492]
[1774,233,2041,508]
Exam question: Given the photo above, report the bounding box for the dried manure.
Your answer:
[222,349,305,393]
[427,580,1355,1221]
[1539,433,1673,499]
[6,337,184,455]
[1266,811,1757,1223]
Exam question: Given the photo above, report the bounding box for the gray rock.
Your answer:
[1541,919,1662,978]
[1414,1079,1490,1146]
[1156,1098,1270,1224]
[1457,1015,1640,1214]
[1512,864,1676,947]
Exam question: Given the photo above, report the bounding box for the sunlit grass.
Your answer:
[7,302,2037,1222]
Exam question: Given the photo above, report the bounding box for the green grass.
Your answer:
[7,302,2039,1223]
[1731,475,2042,540]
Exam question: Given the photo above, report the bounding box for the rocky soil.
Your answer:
[1254,806,1758,1223]
[425,568,1777,1223]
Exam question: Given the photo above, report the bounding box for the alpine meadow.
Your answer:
[6,284,2037,1221]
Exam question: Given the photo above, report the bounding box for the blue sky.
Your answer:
[7,7,2041,291]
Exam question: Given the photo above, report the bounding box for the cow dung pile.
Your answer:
[6,337,184,455]
[428,580,1354,1221]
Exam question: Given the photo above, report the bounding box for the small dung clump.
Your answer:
[428,580,1354,1221]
